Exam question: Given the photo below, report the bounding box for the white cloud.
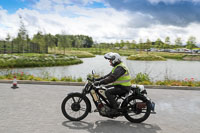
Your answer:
[148,0,200,4]
[33,0,105,10]
[0,8,20,39]
[33,0,53,10]
[136,23,200,45]
[1,3,133,42]
[0,0,200,45]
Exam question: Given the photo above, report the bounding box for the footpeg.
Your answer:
[151,111,157,114]
[94,109,99,112]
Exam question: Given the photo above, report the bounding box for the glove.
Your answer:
[94,77,102,81]
[94,81,101,86]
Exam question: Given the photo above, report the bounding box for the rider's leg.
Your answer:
[105,87,127,109]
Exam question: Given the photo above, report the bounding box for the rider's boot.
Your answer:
[109,108,120,116]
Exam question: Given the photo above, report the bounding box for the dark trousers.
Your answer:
[105,86,128,109]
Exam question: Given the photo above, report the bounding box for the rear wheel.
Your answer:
[61,93,90,121]
[123,96,151,123]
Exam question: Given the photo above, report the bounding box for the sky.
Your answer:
[0,0,200,44]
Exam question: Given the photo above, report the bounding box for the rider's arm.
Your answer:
[95,72,112,81]
[99,66,126,85]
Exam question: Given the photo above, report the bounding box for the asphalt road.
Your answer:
[0,83,200,133]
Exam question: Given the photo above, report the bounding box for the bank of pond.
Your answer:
[0,54,83,68]
[0,52,200,68]
[0,52,200,87]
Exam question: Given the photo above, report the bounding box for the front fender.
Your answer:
[67,92,92,113]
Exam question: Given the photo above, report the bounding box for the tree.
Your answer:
[85,36,93,48]
[57,35,67,54]
[139,38,143,44]
[43,34,56,54]
[5,34,11,53]
[114,41,120,48]
[17,15,28,53]
[46,34,57,53]
[119,40,125,48]
[165,36,170,45]
[26,35,30,53]
[138,38,144,51]
[145,38,152,53]
[76,39,82,48]
[65,36,72,48]
[130,40,137,49]
[175,37,182,47]
[125,40,132,49]
[32,31,46,53]
[155,38,163,48]
[186,36,197,50]
[5,34,11,42]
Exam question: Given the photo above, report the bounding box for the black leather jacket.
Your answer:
[96,62,131,91]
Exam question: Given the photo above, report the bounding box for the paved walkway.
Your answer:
[0,83,200,133]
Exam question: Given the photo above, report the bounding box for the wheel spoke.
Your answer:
[80,107,86,111]
[78,98,83,103]
[72,97,76,103]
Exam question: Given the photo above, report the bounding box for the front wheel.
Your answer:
[61,93,90,121]
[122,96,151,123]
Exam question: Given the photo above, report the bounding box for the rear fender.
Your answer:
[121,95,148,108]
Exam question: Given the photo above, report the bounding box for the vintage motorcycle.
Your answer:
[61,71,155,123]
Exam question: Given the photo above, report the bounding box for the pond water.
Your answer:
[1,55,200,81]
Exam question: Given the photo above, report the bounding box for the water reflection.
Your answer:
[0,55,200,81]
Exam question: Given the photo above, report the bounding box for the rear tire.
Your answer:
[61,93,90,121]
[123,96,151,123]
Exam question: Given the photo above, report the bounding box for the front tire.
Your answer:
[122,96,151,123]
[61,93,90,121]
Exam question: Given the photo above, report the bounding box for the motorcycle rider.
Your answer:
[94,52,132,115]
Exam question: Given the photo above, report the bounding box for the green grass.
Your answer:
[49,48,95,58]
[64,50,95,58]
[0,54,83,68]
[48,47,200,61]
[64,48,138,56]
[127,54,166,61]
[130,73,200,87]
[0,72,83,82]
[62,48,191,60]
[151,52,186,60]
[0,72,199,87]
[131,79,200,87]
[155,80,200,87]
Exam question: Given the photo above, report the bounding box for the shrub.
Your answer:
[133,72,151,84]
[77,77,83,82]
[50,77,59,81]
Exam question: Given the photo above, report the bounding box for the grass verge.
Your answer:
[0,72,83,82]
[0,72,199,87]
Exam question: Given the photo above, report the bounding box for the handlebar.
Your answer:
[87,77,106,89]
[87,77,94,82]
